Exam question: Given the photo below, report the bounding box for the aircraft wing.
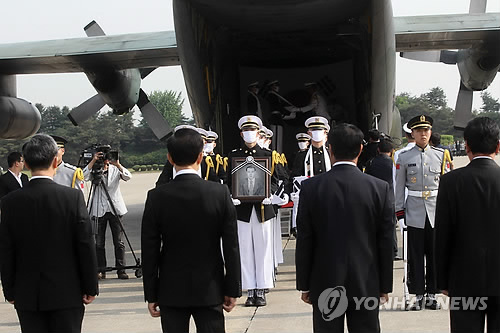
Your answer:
[0,31,179,75]
[395,13,500,52]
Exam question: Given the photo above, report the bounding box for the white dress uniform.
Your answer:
[53,161,86,191]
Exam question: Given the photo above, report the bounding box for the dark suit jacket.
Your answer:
[238,177,265,196]
[142,173,241,307]
[0,171,29,200]
[0,178,98,311]
[365,154,395,205]
[436,158,500,296]
[155,160,219,187]
[296,164,394,301]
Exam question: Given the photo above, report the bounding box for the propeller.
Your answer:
[137,89,172,140]
[400,0,496,130]
[67,94,106,126]
[66,21,172,140]
[454,83,474,130]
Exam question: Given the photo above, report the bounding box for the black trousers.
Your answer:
[451,296,500,333]
[312,299,380,333]
[16,305,84,333]
[407,216,438,295]
[160,304,224,333]
[95,212,126,273]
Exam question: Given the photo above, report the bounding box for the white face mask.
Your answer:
[257,138,265,148]
[203,143,214,154]
[311,130,325,142]
[242,130,258,144]
[263,141,270,149]
[298,142,308,150]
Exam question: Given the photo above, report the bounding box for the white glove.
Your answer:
[271,194,289,206]
[232,198,241,206]
[398,218,406,231]
[261,197,272,205]
[290,192,300,203]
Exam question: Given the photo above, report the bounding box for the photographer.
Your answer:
[84,150,131,280]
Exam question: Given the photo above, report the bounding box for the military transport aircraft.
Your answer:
[0,0,498,156]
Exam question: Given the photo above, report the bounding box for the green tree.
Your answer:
[480,91,500,113]
[138,90,188,129]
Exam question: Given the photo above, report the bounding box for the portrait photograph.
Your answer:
[231,157,271,202]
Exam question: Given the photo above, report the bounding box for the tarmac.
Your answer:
[0,155,498,332]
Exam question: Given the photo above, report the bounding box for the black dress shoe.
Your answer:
[97,272,106,280]
[254,295,267,307]
[394,255,403,261]
[244,296,256,306]
[117,271,129,280]
[426,298,441,310]
[410,298,423,311]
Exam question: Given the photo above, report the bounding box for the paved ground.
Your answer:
[0,155,498,332]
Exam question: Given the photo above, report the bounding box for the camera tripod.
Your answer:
[87,170,142,278]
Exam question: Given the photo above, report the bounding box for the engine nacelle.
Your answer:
[85,68,141,115]
[0,96,41,139]
[457,47,500,91]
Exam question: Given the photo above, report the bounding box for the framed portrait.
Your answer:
[231,156,271,202]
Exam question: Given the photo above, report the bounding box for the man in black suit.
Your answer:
[436,117,500,332]
[365,138,400,260]
[0,151,29,200]
[142,127,241,333]
[296,123,394,333]
[238,165,265,196]
[0,134,98,333]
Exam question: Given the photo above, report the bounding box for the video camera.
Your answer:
[78,144,119,174]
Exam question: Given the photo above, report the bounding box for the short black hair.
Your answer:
[167,128,203,166]
[430,133,441,146]
[246,165,256,171]
[464,117,500,155]
[7,152,23,168]
[328,123,364,160]
[22,134,58,171]
[368,129,381,141]
[378,139,394,153]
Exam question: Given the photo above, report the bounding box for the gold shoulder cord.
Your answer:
[215,154,224,174]
[72,168,84,188]
[205,156,214,180]
[441,149,452,175]
[223,157,228,172]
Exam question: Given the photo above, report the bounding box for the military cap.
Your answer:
[265,128,273,138]
[304,82,317,88]
[267,80,279,86]
[403,122,412,134]
[206,130,218,140]
[296,133,312,141]
[248,81,259,88]
[305,116,330,131]
[174,124,198,133]
[238,115,262,130]
[408,115,433,130]
[50,135,67,148]
[196,128,209,139]
[259,126,268,135]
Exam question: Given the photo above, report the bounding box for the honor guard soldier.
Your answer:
[197,128,223,183]
[296,133,311,152]
[205,130,227,184]
[395,115,445,311]
[291,116,331,178]
[51,135,86,190]
[228,115,279,307]
[247,81,264,120]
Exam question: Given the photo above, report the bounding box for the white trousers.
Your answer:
[273,211,284,268]
[237,208,274,290]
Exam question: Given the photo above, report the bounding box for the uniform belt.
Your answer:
[408,190,438,199]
